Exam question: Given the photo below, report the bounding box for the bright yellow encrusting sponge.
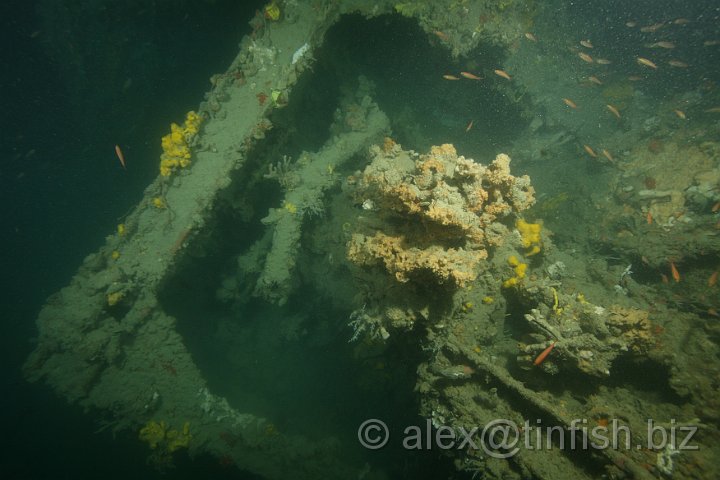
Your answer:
[264,2,280,21]
[283,201,297,214]
[501,221,541,288]
[152,197,166,209]
[139,420,167,449]
[139,420,192,452]
[516,218,542,255]
[502,255,528,288]
[107,291,124,306]
[166,422,192,452]
[160,111,203,177]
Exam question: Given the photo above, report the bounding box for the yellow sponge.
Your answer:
[160,111,202,177]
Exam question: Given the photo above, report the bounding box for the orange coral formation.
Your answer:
[347,232,486,287]
[606,306,653,354]
[347,143,535,286]
[382,136,398,154]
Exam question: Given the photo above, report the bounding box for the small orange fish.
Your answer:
[640,22,665,33]
[563,98,578,109]
[637,57,658,69]
[602,149,614,163]
[465,120,474,132]
[443,74,460,80]
[708,271,718,287]
[673,109,686,119]
[580,39,594,48]
[670,261,681,283]
[650,41,675,49]
[524,32,537,42]
[583,145,597,157]
[578,52,594,63]
[668,59,689,68]
[588,75,603,85]
[494,69,512,80]
[115,144,126,169]
[533,341,556,366]
[596,58,612,65]
[646,210,653,224]
[460,71,483,80]
[433,30,449,42]
[606,104,621,119]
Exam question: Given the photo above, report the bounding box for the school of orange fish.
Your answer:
[438,17,720,294]
[441,16,719,139]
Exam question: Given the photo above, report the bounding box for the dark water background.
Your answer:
[1,1,265,478]
[3,0,720,478]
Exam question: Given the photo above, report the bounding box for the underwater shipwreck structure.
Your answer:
[25,1,720,479]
